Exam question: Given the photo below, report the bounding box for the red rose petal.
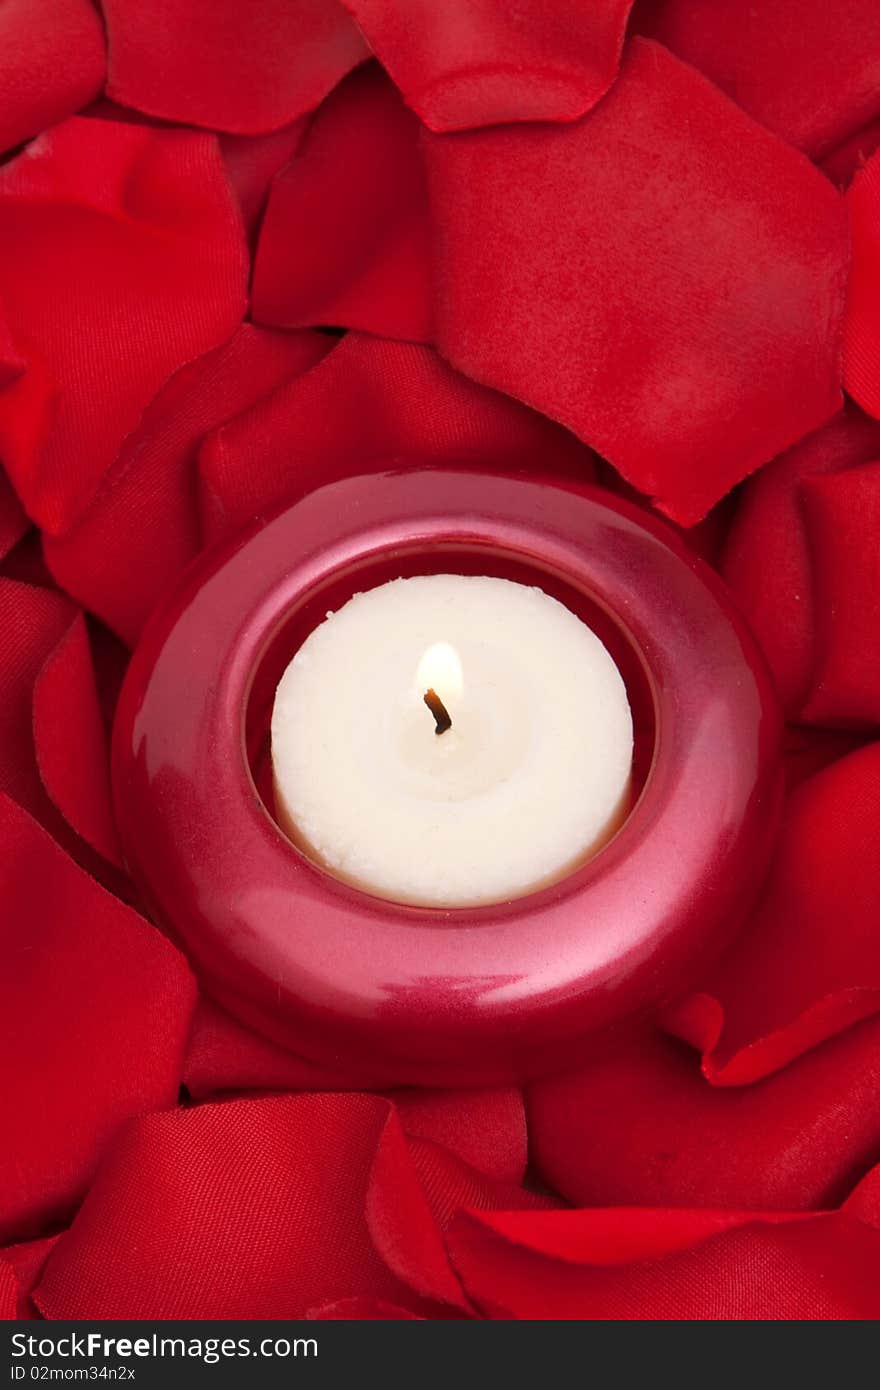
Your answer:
[1,1236,59,1318]
[0,0,104,156]
[32,613,121,865]
[184,996,365,1096]
[0,795,195,1243]
[0,579,76,832]
[448,1207,880,1319]
[390,1088,526,1185]
[845,1162,880,1229]
[308,1298,425,1319]
[219,119,310,241]
[253,67,432,342]
[800,463,880,726]
[33,1096,434,1319]
[822,116,880,192]
[200,332,592,541]
[340,0,635,132]
[0,1261,17,1321]
[663,742,880,1084]
[723,408,880,713]
[0,118,248,535]
[43,327,328,646]
[425,38,847,525]
[845,152,880,419]
[636,0,880,158]
[366,1127,556,1310]
[528,1018,880,1211]
[184,998,526,1183]
[0,471,27,562]
[103,0,368,135]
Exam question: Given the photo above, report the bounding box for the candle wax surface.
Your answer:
[271,575,634,908]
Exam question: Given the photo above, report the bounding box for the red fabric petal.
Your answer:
[340,0,635,132]
[219,120,310,241]
[845,152,880,419]
[0,470,27,562]
[426,38,847,525]
[822,116,880,192]
[722,408,880,713]
[0,117,248,535]
[0,0,104,156]
[635,0,880,158]
[103,0,368,135]
[0,1261,17,1321]
[184,998,526,1183]
[0,794,195,1243]
[447,1207,880,1319]
[663,742,880,1084]
[32,613,121,865]
[390,1088,526,1186]
[43,326,328,646]
[845,1162,880,1229]
[799,463,880,726]
[308,1298,425,1319]
[32,1096,436,1319]
[200,332,592,541]
[253,67,432,342]
[528,1018,880,1211]
[184,996,378,1096]
[0,578,76,834]
[1,1236,59,1319]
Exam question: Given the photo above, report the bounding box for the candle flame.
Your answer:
[416,641,463,705]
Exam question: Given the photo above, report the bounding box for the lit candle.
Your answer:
[271,574,633,907]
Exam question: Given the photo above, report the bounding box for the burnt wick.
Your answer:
[423,687,452,736]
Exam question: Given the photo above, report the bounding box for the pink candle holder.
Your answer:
[111,470,782,1086]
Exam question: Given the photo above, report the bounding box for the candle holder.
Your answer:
[112,469,782,1086]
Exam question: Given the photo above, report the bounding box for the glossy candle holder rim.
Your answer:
[245,540,658,922]
[112,468,783,1087]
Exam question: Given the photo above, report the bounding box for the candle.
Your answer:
[271,575,634,908]
[112,469,782,1085]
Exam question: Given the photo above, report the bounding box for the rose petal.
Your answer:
[0,795,196,1242]
[103,0,368,134]
[32,614,120,865]
[253,66,432,342]
[0,117,248,534]
[799,463,880,726]
[200,332,592,541]
[822,116,880,191]
[219,119,310,241]
[425,38,848,525]
[845,151,880,420]
[663,742,880,1084]
[0,578,76,832]
[635,0,880,158]
[43,326,328,645]
[0,0,104,156]
[308,1298,426,1319]
[340,0,635,132]
[844,1162,880,1229]
[184,996,365,1096]
[184,997,526,1183]
[390,1088,526,1185]
[723,408,880,713]
[0,470,27,562]
[528,1018,880,1211]
[448,1207,880,1319]
[1,1236,59,1319]
[33,1096,435,1318]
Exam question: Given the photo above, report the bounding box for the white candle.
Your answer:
[271,575,633,908]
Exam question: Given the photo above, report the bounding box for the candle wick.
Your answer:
[423,688,452,736]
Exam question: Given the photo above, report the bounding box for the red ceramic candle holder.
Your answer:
[112,469,783,1087]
